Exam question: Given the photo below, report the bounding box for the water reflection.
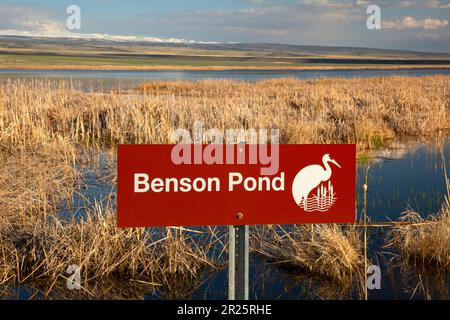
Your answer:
[357,139,449,221]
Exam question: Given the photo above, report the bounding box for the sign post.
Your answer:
[228,225,249,300]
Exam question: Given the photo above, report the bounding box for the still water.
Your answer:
[357,139,449,221]
[1,68,450,90]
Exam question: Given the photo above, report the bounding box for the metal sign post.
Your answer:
[228,224,249,300]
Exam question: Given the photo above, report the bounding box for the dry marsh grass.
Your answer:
[1,76,449,149]
[387,201,450,271]
[0,201,221,293]
[252,225,365,287]
[0,142,78,219]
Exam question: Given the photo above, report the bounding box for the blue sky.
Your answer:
[0,0,449,52]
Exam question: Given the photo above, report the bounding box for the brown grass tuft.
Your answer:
[252,225,364,285]
[387,203,450,270]
[0,202,220,292]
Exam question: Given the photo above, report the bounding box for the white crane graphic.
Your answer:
[292,154,341,212]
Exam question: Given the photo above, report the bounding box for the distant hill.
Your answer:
[1,35,450,69]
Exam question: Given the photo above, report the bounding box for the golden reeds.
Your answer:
[2,76,449,150]
[387,202,450,270]
[0,201,220,294]
[252,224,364,286]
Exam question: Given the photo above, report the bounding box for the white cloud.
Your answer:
[383,17,449,30]
[298,0,355,9]
[355,0,450,9]
[17,19,65,33]
[0,4,216,44]
[0,5,64,33]
[241,0,267,3]
[394,0,450,8]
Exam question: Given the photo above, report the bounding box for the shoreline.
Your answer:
[2,64,450,72]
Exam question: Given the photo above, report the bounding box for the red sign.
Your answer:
[117,144,356,227]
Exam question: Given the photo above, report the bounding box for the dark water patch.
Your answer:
[59,152,116,222]
[357,139,449,222]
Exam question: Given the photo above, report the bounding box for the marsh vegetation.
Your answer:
[0,76,449,299]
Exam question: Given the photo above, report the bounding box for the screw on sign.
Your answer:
[117,144,356,299]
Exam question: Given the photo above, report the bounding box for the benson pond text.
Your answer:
[133,172,285,193]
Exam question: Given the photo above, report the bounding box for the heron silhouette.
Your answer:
[292,154,341,209]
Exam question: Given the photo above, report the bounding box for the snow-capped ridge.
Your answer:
[0,29,222,44]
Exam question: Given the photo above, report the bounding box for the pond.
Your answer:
[1,68,450,90]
